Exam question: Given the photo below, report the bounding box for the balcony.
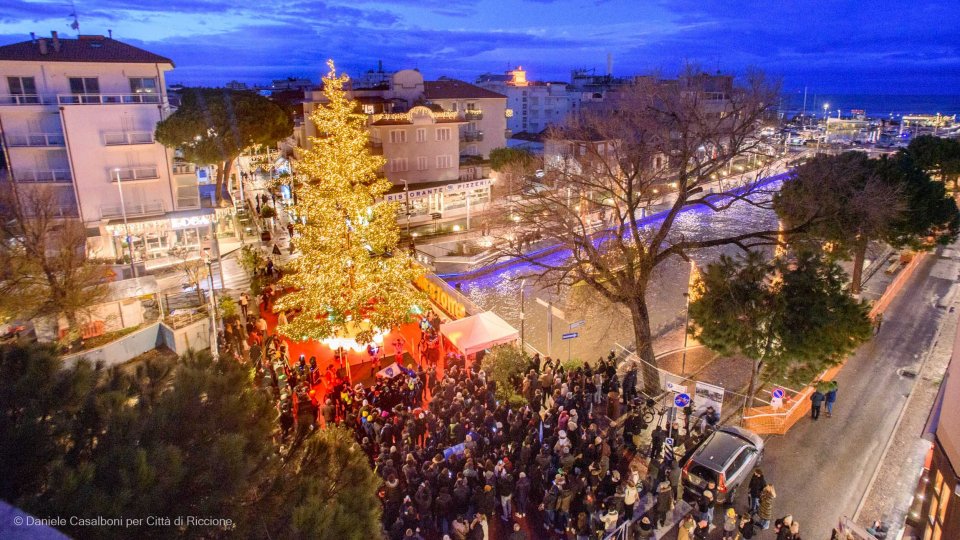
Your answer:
[0,94,48,106]
[109,166,160,182]
[100,199,166,220]
[461,130,484,143]
[171,162,197,175]
[12,169,72,183]
[58,93,162,105]
[103,131,154,146]
[505,129,513,139]
[5,133,65,147]
[464,109,484,120]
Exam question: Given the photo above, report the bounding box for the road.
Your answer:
[748,250,958,540]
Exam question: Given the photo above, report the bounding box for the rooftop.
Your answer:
[424,78,505,100]
[0,35,173,66]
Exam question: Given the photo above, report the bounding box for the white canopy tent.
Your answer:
[440,311,520,356]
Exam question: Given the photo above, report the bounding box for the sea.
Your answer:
[778,93,960,119]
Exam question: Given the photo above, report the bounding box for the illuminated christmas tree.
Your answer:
[274,61,425,345]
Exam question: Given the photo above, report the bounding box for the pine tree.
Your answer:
[275,61,425,344]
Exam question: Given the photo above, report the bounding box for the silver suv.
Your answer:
[681,426,764,504]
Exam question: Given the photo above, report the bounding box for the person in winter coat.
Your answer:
[756,484,777,530]
[656,481,674,526]
[810,390,825,420]
[507,522,526,540]
[498,473,515,521]
[748,468,766,514]
[451,516,470,540]
[825,384,838,417]
[633,515,655,539]
[600,508,619,533]
[474,484,495,517]
[623,479,640,520]
[697,490,715,524]
[722,508,738,540]
[677,513,697,540]
[739,513,757,539]
[693,519,711,540]
[774,515,794,540]
[514,472,531,517]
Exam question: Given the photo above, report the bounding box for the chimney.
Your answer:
[30,32,36,44]
[108,29,113,39]
[51,31,60,52]
[38,38,48,55]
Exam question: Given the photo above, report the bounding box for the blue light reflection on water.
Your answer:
[441,171,790,287]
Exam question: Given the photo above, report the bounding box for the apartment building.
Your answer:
[476,67,577,135]
[0,33,211,274]
[300,68,507,226]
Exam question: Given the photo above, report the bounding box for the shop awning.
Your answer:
[440,311,519,356]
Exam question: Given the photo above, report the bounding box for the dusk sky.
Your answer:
[2,0,959,94]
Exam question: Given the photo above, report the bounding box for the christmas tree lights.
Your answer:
[274,60,426,345]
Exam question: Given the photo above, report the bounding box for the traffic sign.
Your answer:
[666,382,687,395]
[772,388,785,399]
[674,393,691,408]
[664,437,674,446]
[561,332,579,340]
[570,319,586,329]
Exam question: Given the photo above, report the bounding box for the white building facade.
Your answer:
[0,33,209,274]
[300,69,507,227]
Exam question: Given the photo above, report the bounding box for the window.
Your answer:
[69,77,99,95]
[8,76,37,95]
[129,77,157,94]
[389,130,407,144]
[390,158,408,172]
[436,155,453,169]
[436,128,451,141]
[450,102,458,112]
[417,156,428,171]
[362,104,375,114]
[416,128,426,143]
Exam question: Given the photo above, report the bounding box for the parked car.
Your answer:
[681,426,764,504]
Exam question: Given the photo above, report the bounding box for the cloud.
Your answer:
[0,0,956,93]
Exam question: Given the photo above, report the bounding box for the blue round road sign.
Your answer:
[772,388,785,399]
[674,393,691,408]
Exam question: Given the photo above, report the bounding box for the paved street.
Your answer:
[751,249,958,540]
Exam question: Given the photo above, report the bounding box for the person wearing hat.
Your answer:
[633,515,655,539]
[722,508,738,539]
[656,481,674,526]
[514,471,531,518]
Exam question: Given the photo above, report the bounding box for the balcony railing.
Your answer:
[172,162,197,175]
[103,131,154,145]
[461,130,484,143]
[464,109,484,120]
[0,94,47,106]
[176,195,201,210]
[12,169,72,183]
[5,133,65,147]
[109,166,160,182]
[58,93,162,105]
[100,199,166,220]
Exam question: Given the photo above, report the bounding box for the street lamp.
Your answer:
[202,249,219,361]
[114,168,138,279]
[519,279,526,346]
[402,179,411,237]
[822,102,830,120]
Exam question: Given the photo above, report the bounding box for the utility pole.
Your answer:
[203,250,219,361]
[114,168,138,279]
[519,279,526,347]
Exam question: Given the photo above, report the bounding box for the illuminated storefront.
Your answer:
[104,211,215,270]
[384,178,493,223]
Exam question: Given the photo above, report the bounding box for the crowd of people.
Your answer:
[228,221,816,539]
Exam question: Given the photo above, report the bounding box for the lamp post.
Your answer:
[202,249,219,361]
[402,179,411,236]
[519,279,526,347]
[114,168,138,279]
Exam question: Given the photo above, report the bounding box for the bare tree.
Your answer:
[168,245,208,306]
[0,184,107,338]
[493,69,804,394]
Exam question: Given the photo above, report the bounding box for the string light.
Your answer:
[274,60,426,345]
